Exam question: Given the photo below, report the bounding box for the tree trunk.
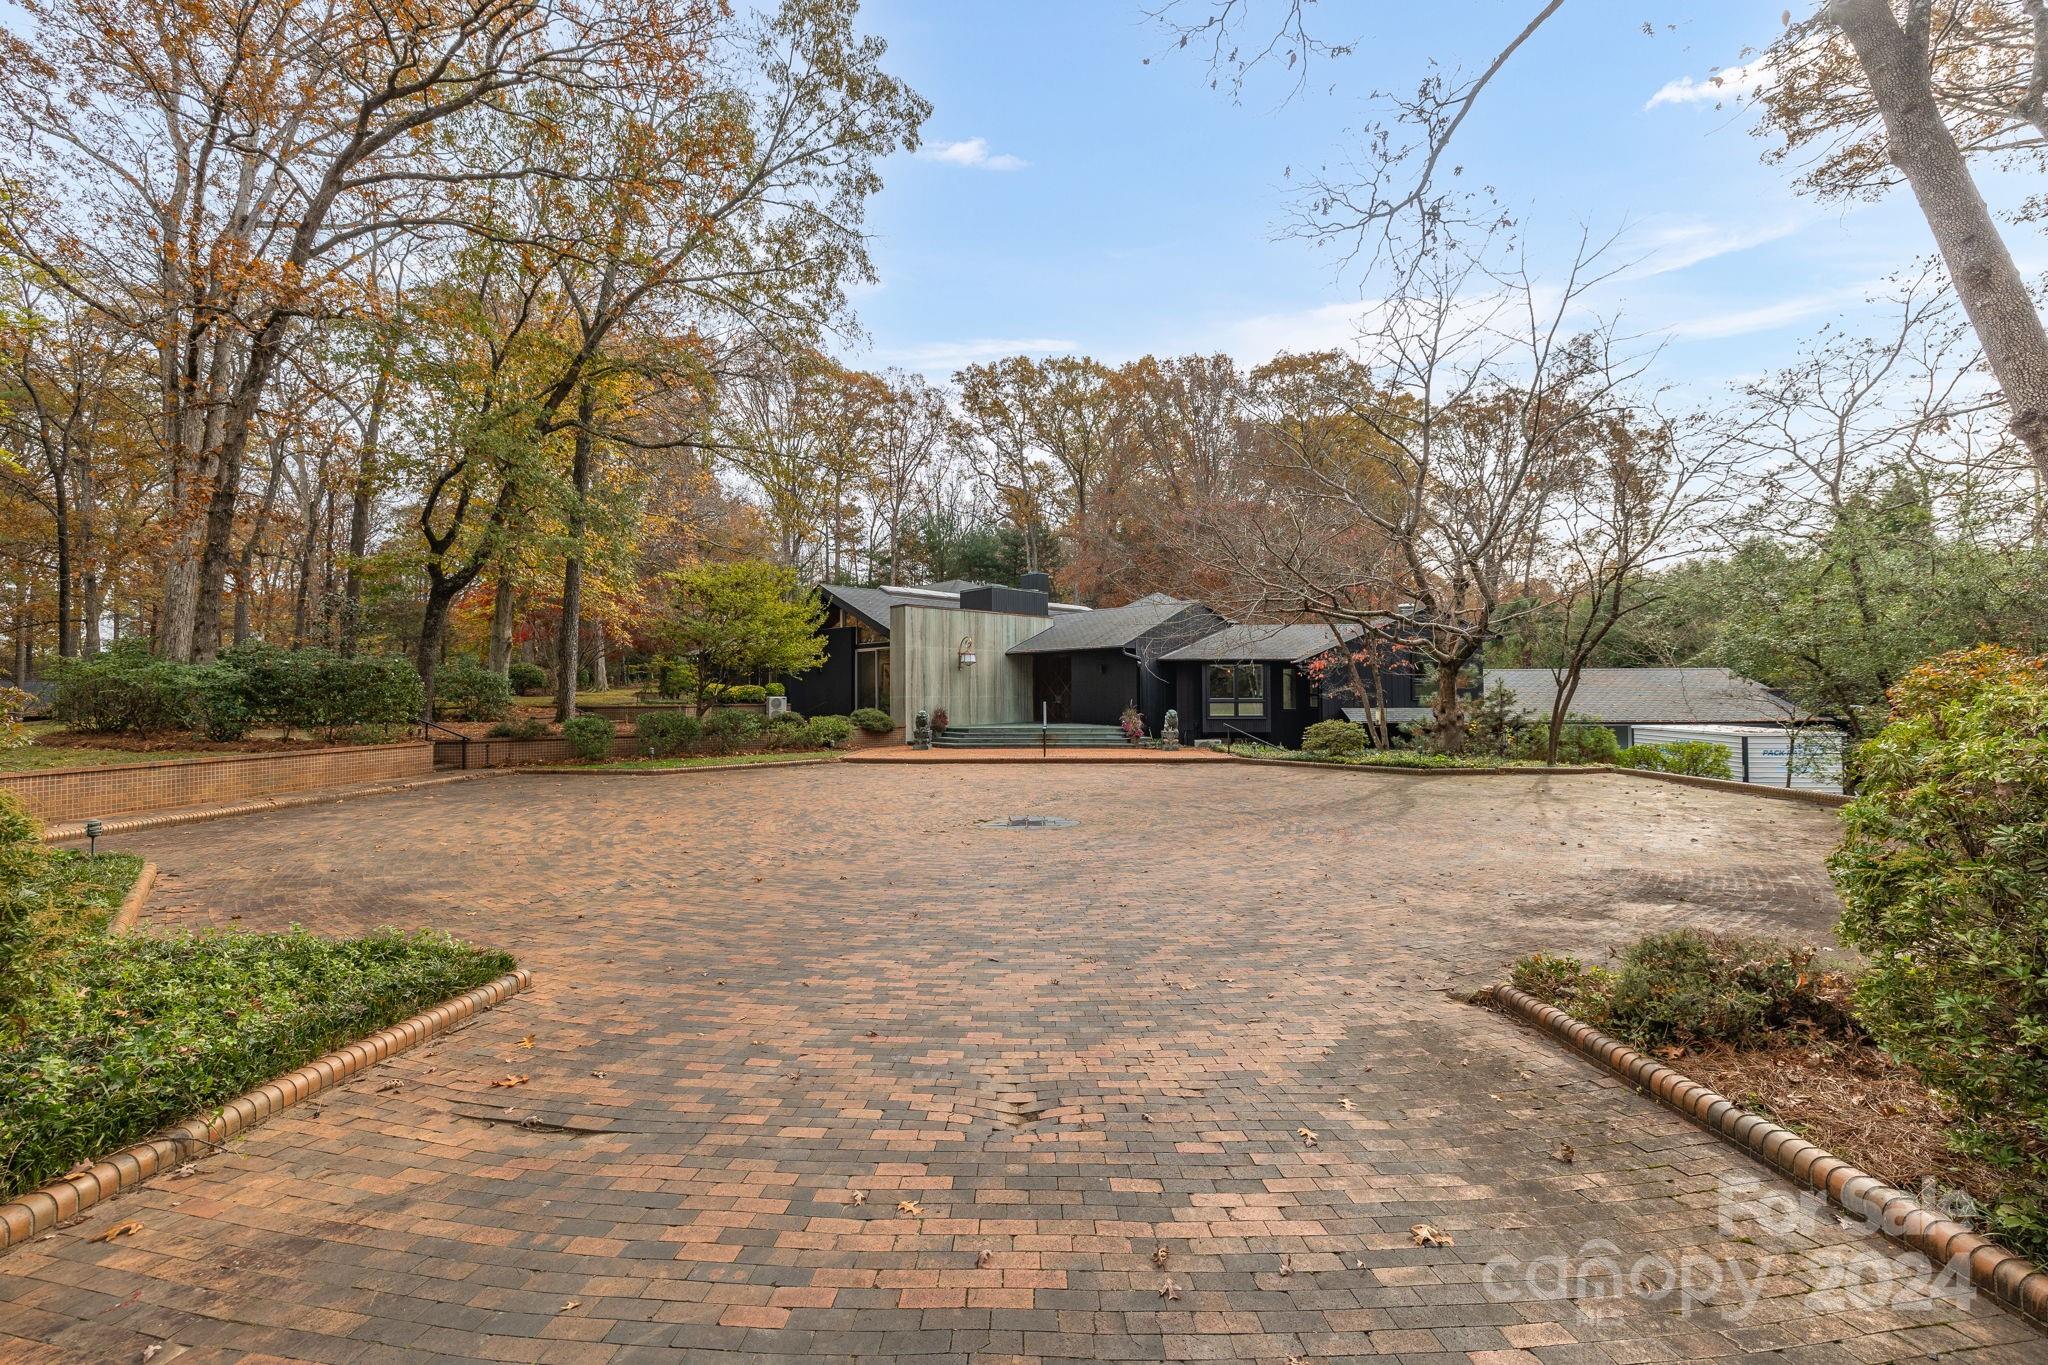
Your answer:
[340,373,387,658]
[590,616,609,692]
[50,465,74,659]
[414,577,469,723]
[553,388,598,723]
[1831,0,2048,480]
[487,571,516,674]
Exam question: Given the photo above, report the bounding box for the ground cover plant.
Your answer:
[1511,917,2040,1258]
[1,928,514,1197]
[0,789,512,1200]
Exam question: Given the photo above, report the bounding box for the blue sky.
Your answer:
[842,2,2034,390]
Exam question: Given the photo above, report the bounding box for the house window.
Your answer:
[1282,669,1298,710]
[856,647,891,713]
[1206,664,1264,719]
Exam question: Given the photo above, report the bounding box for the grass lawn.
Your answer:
[537,750,839,772]
[0,743,236,772]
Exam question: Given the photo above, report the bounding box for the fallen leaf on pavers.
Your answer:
[169,1164,197,1180]
[1552,1143,1576,1164]
[1297,1127,1318,1147]
[896,1200,923,1216]
[975,1249,993,1268]
[850,1190,867,1206]
[1340,1098,1355,1111]
[490,1075,529,1088]
[589,1071,607,1080]
[1410,1223,1453,1247]
[557,1301,580,1314]
[1151,1246,1169,1268]
[1156,1278,1179,1301]
[1277,1255,1294,1277]
[515,1035,535,1049]
[90,1221,143,1243]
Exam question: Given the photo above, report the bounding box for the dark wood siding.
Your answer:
[1067,650,1140,726]
[782,626,858,717]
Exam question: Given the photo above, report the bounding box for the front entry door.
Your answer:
[1032,655,1071,723]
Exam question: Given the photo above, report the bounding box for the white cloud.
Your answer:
[1656,284,1870,341]
[919,137,1029,172]
[1624,214,1806,278]
[865,336,1076,375]
[1645,53,1774,110]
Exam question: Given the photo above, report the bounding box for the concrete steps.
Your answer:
[934,724,1129,749]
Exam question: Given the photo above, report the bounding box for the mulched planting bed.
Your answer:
[1508,930,2029,1254]
[1673,1037,2010,1218]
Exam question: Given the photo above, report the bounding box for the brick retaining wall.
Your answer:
[0,742,435,823]
[432,733,641,768]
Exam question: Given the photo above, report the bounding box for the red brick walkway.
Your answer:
[1,767,2037,1362]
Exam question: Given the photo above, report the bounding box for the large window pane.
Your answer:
[1235,665,1264,718]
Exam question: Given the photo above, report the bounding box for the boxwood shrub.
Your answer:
[507,662,547,695]
[1302,719,1367,759]
[700,708,762,753]
[560,714,614,761]
[804,714,855,749]
[433,660,513,721]
[850,707,894,734]
[635,710,702,757]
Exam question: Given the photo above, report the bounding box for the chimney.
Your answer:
[1018,571,1052,596]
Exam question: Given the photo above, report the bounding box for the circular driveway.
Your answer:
[1,765,2037,1362]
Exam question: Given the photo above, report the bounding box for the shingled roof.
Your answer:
[1158,622,1362,664]
[1005,594,1210,654]
[1485,667,1809,725]
[819,582,1087,633]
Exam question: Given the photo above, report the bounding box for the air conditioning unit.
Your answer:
[766,695,789,717]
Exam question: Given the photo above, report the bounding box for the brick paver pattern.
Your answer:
[1,766,2040,1363]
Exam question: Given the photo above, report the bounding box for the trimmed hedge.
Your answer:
[850,707,894,734]
[49,641,422,739]
[1,928,513,1197]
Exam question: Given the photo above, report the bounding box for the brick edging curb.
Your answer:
[107,861,156,933]
[510,757,839,776]
[1487,982,2048,1325]
[43,771,493,842]
[1226,754,1850,805]
[0,968,532,1255]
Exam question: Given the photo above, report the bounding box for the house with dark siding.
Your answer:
[784,576,1428,746]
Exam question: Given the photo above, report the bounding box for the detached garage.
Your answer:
[1485,666,1844,793]
[1630,723,1845,795]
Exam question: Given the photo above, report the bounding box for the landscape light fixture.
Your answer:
[84,818,102,861]
[957,636,977,668]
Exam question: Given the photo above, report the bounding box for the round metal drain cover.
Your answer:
[979,814,1078,830]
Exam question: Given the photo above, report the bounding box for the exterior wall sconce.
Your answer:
[957,636,977,668]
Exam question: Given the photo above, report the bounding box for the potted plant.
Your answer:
[1119,704,1145,744]
[932,707,949,736]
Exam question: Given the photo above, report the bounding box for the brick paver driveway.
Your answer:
[3,765,2040,1363]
